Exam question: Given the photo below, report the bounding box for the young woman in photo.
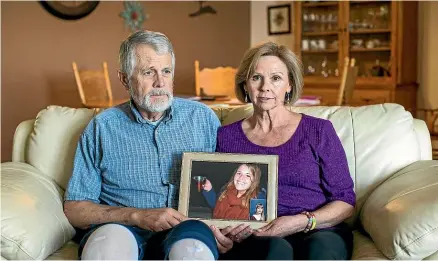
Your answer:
[250,203,266,221]
[201,163,266,220]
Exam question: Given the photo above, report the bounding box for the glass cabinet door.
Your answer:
[299,1,342,79]
[346,1,394,80]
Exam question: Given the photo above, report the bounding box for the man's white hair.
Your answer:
[119,30,175,78]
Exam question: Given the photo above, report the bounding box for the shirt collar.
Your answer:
[129,99,174,124]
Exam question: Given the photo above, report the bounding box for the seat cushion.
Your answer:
[46,241,79,260]
[352,230,388,260]
[27,106,98,190]
[424,250,438,260]
[1,162,75,260]
[361,160,438,259]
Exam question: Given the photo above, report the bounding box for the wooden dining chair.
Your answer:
[336,57,358,106]
[72,62,127,108]
[194,60,237,100]
[416,108,438,159]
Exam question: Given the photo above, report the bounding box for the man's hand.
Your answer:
[202,179,212,191]
[210,225,233,254]
[131,208,187,231]
[254,215,307,237]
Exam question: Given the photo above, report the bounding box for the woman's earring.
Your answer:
[245,91,249,103]
[285,92,290,103]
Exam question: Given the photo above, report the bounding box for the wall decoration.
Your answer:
[189,1,217,18]
[39,1,99,20]
[267,4,291,35]
[120,1,148,32]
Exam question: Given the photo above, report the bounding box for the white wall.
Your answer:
[417,1,438,110]
[250,1,295,50]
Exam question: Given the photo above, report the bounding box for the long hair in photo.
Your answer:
[217,163,262,208]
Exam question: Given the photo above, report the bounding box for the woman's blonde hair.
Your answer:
[218,164,262,208]
[234,42,304,105]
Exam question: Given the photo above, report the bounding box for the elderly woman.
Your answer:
[201,163,266,220]
[214,42,355,260]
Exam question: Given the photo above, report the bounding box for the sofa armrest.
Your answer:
[12,120,35,163]
[360,160,438,260]
[1,162,75,260]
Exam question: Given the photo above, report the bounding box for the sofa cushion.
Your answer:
[425,251,438,260]
[27,106,97,190]
[1,162,75,260]
[352,230,388,260]
[346,104,421,214]
[361,160,438,260]
[46,241,78,260]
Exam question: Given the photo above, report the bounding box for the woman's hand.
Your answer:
[210,224,253,253]
[254,215,307,237]
[202,179,212,191]
[223,224,253,243]
[210,225,233,254]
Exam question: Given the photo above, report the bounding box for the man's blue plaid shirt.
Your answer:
[65,98,221,209]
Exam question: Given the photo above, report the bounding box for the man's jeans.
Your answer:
[77,220,219,260]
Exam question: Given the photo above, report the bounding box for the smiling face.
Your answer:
[125,44,174,113]
[246,55,291,111]
[233,164,254,192]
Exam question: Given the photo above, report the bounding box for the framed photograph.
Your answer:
[267,4,291,35]
[178,152,278,229]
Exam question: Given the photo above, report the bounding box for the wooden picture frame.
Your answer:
[268,4,291,35]
[178,152,278,229]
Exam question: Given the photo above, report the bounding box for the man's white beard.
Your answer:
[132,89,174,113]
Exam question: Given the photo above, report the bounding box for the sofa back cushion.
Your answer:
[27,106,98,190]
[216,103,421,222]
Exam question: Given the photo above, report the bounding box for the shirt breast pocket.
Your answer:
[101,145,159,190]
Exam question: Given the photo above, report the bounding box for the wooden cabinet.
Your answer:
[293,1,418,111]
[352,89,391,105]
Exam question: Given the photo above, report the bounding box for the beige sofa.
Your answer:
[1,103,438,260]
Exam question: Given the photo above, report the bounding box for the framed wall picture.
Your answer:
[178,152,278,229]
[267,4,291,35]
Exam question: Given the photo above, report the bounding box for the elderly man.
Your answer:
[64,31,227,260]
